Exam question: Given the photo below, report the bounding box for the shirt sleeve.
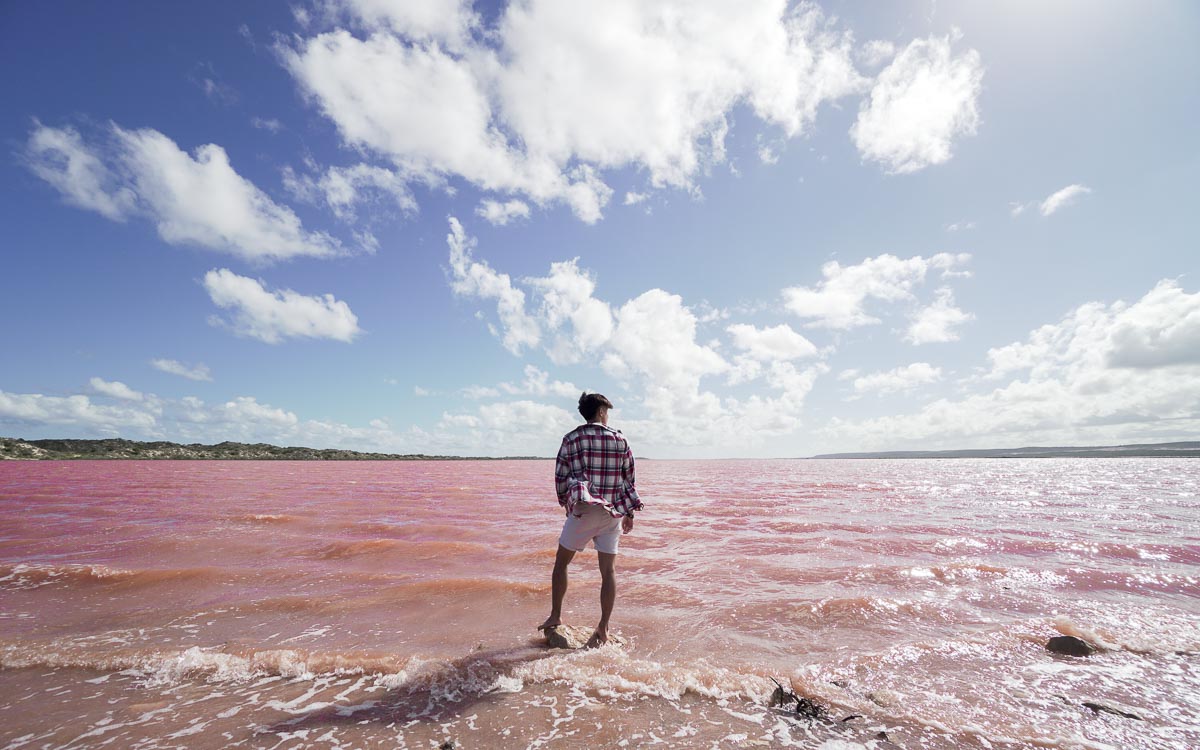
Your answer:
[554,436,572,507]
[615,439,643,516]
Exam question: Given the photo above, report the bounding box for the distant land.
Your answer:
[0,437,543,461]
[811,441,1200,459]
[2,436,1199,461]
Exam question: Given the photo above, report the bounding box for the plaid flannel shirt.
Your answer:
[554,423,643,518]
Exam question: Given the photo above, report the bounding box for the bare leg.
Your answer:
[589,551,617,646]
[540,544,575,630]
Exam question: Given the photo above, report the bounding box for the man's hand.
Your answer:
[621,515,634,534]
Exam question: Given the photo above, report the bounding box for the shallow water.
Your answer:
[1,458,1197,749]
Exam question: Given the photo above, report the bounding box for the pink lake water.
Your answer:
[1,459,1198,749]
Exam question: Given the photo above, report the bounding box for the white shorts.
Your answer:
[559,502,623,555]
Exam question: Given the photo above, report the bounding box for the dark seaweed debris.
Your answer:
[769,677,828,720]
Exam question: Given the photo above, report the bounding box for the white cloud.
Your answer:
[24,123,343,263]
[475,198,531,226]
[461,385,500,399]
[1039,183,1092,216]
[856,39,896,68]
[251,116,283,133]
[151,359,213,382]
[202,268,362,344]
[413,385,430,396]
[623,191,648,206]
[499,365,578,399]
[0,391,158,433]
[782,252,970,329]
[727,323,818,361]
[831,280,1200,449]
[283,162,417,221]
[114,127,343,262]
[945,220,975,232]
[440,219,844,454]
[334,0,479,50]
[525,258,614,365]
[851,32,983,173]
[88,377,145,401]
[281,0,868,222]
[906,287,973,344]
[23,124,136,221]
[851,362,942,396]
[1106,281,1200,369]
[445,217,540,354]
[440,399,577,442]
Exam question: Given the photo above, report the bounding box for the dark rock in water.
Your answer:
[439,742,456,750]
[1083,701,1142,720]
[540,624,625,649]
[1047,635,1096,656]
[795,696,827,720]
[768,677,828,720]
[840,714,863,722]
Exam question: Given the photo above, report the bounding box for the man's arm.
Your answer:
[554,436,572,507]
[615,439,643,517]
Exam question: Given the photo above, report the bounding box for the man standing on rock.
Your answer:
[539,392,642,648]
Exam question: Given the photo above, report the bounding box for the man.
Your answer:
[539,392,642,648]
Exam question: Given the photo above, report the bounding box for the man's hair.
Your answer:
[578,392,613,421]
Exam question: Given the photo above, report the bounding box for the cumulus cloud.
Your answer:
[446,217,540,354]
[831,280,1200,449]
[441,219,843,454]
[0,391,158,433]
[88,377,145,401]
[280,0,869,222]
[525,258,614,365]
[906,287,973,344]
[202,268,362,344]
[851,32,983,174]
[475,198,531,226]
[727,323,818,361]
[497,364,578,399]
[782,252,970,329]
[1039,183,1092,216]
[851,362,942,396]
[24,123,342,263]
[151,359,213,382]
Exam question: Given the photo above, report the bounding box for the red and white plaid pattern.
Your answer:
[555,423,643,518]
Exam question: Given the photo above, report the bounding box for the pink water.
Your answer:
[1,459,1197,749]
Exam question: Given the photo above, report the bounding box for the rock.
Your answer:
[1083,701,1142,720]
[540,624,625,649]
[794,696,826,720]
[1046,635,1096,657]
[766,678,828,721]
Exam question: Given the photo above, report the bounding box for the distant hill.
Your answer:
[0,437,544,461]
[810,441,1200,459]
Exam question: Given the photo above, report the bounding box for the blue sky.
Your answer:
[2,1,1197,457]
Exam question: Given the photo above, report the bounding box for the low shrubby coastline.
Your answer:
[2,436,1198,460]
[0,437,543,461]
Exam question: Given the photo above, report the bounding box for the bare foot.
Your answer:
[585,629,608,649]
[537,616,561,632]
